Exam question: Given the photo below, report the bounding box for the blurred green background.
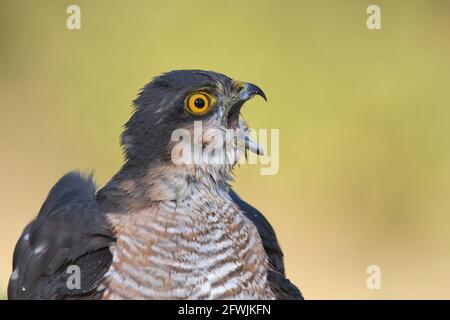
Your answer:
[1,0,450,299]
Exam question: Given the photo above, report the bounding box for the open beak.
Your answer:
[239,82,267,102]
[227,82,267,156]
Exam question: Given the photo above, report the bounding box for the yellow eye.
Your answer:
[186,92,212,115]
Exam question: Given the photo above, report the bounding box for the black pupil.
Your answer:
[194,98,206,109]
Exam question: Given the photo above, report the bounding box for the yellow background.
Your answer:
[1,0,450,299]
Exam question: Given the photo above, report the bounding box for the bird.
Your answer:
[8,70,302,300]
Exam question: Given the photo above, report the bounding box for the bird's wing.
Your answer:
[229,190,303,300]
[8,172,115,300]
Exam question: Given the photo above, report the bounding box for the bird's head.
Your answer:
[121,70,266,181]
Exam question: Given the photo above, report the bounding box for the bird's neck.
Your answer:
[97,160,233,213]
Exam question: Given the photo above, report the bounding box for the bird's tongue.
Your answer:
[245,136,264,156]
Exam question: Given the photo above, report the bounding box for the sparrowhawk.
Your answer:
[8,70,302,300]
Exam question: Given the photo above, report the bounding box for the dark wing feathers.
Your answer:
[230,190,303,300]
[8,172,301,300]
[8,172,114,300]
[267,271,303,300]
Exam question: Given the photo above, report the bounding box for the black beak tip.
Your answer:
[245,82,267,102]
[256,87,268,102]
[260,90,268,102]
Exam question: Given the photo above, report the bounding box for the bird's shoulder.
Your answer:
[230,190,303,300]
[8,172,115,300]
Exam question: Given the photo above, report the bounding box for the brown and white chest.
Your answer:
[101,192,275,300]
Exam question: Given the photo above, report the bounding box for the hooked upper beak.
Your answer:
[230,82,267,114]
[239,82,267,102]
[227,82,267,130]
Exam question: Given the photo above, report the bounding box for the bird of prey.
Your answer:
[8,70,302,300]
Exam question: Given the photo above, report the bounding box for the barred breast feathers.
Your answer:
[101,162,275,300]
